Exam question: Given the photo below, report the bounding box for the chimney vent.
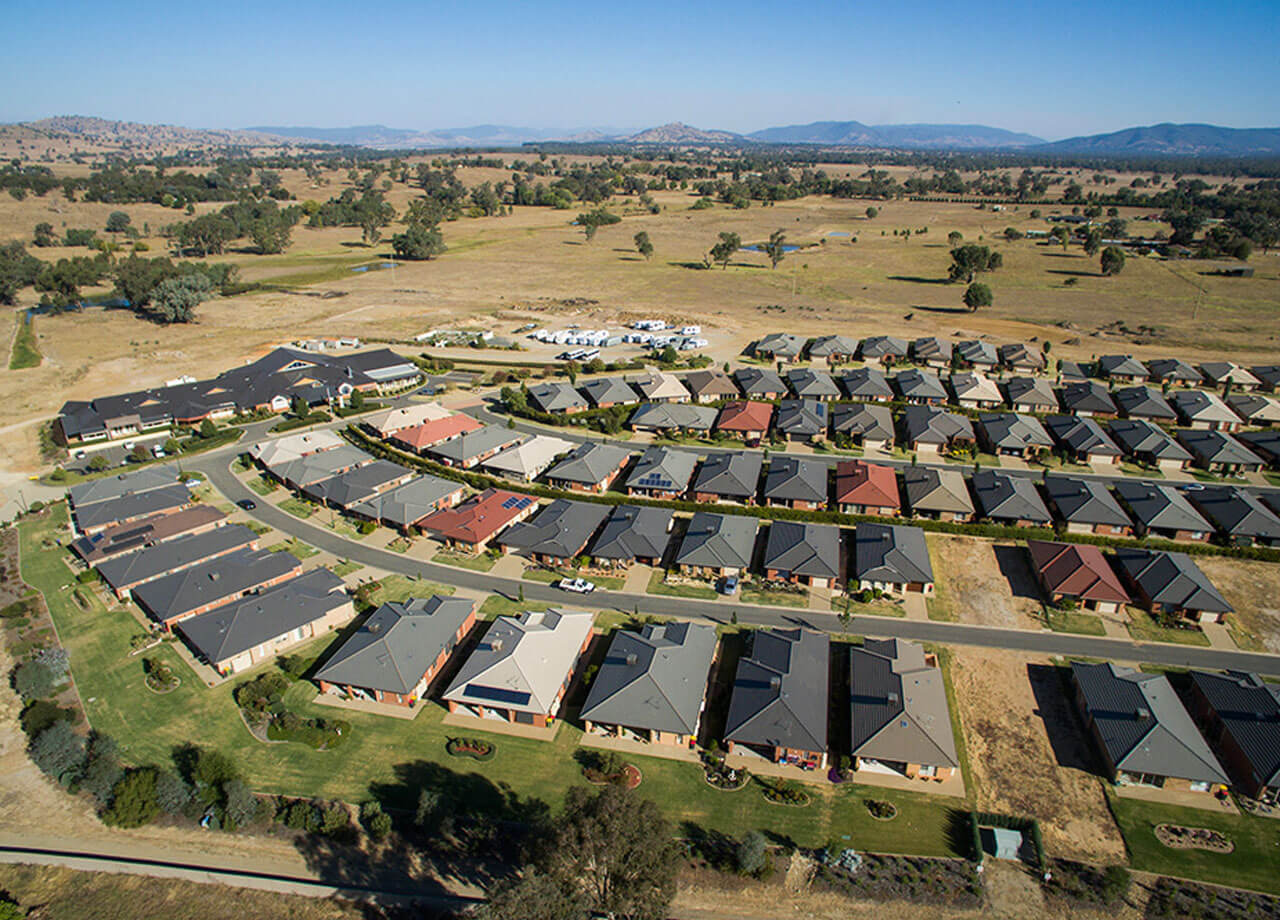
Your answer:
[1136,707,1150,720]
[769,676,781,691]
[625,653,638,667]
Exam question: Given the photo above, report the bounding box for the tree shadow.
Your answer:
[668,261,710,270]
[339,241,375,249]
[945,807,979,860]
[1047,269,1100,278]
[1026,663,1102,775]
[886,275,950,285]
[562,240,584,246]
[681,820,738,870]
[698,631,746,749]
[914,305,971,314]
[1041,251,1083,259]
[617,256,643,262]
[992,545,1042,601]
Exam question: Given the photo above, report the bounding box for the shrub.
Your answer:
[361,800,393,840]
[29,720,87,783]
[222,779,259,831]
[12,659,55,700]
[737,830,768,875]
[20,699,77,738]
[103,768,160,827]
[358,519,377,535]
[155,770,192,815]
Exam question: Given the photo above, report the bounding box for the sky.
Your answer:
[4,0,1278,140]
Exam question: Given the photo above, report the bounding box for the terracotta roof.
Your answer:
[834,461,900,509]
[392,413,483,450]
[716,400,775,432]
[418,489,537,544]
[1027,540,1129,605]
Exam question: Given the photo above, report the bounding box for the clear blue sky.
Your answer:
[4,0,1277,140]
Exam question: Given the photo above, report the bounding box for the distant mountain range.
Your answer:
[7,116,1280,156]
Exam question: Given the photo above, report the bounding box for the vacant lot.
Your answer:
[948,648,1125,863]
[928,535,1043,630]
[1194,555,1280,653]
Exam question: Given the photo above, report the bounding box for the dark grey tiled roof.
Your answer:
[893,368,948,402]
[734,366,787,396]
[675,512,759,569]
[763,457,828,504]
[850,639,958,768]
[589,505,675,562]
[545,443,632,485]
[900,405,974,446]
[628,402,717,431]
[691,452,762,500]
[754,333,805,358]
[786,368,840,399]
[956,340,999,366]
[1058,381,1117,415]
[498,499,610,559]
[1178,429,1264,466]
[971,471,1051,523]
[527,382,588,413]
[1044,414,1123,457]
[1187,486,1280,541]
[348,475,463,529]
[902,467,973,516]
[859,336,908,359]
[1189,671,1280,790]
[979,413,1052,451]
[73,483,192,532]
[1146,358,1203,384]
[830,403,894,443]
[725,629,829,754]
[1113,547,1233,614]
[775,399,828,437]
[808,334,860,357]
[1107,419,1193,463]
[1097,355,1149,379]
[1113,481,1212,534]
[910,336,952,362]
[1004,376,1058,409]
[853,522,933,585]
[67,465,180,507]
[578,376,638,407]
[97,524,257,592]
[839,367,893,400]
[302,460,410,508]
[133,547,302,623]
[1114,386,1176,420]
[427,426,521,464]
[1042,476,1131,528]
[762,521,840,580]
[625,447,698,493]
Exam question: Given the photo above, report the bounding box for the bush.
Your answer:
[737,830,768,875]
[20,699,77,738]
[358,519,378,535]
[12,659,55,700]
[277,654,311,680]
[222,779,259,831]
[102,768,160,827]
[155,769,192,815]
[361,800,392,840]
[29,720,87,783]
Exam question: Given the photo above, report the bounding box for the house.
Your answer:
[315,596,477,707]
[1096,355,1149,383]
[853,522,934,594]
[544,443,632,493]
[588,505,675,568]
[1044,415,1123,464]
[347,475,465,533]
[762,520,841,588]
[902,467,974,522]
[682,369,740,404]
[849,639,958,780]
[1186,486,1280,547]
[786,368,840,401]
[1113,547,1234,623]
[480,435,575,482]
[725,628,829,769]
[630,368,691,403]
[1146,358,1203,388]
[762,457,829,510]
[754,333,805,363]
[775,399,828,443]
[580,622,717,747]
[839,366,893,402]
[579,376,639,409]
[67,466,180,509]
[999,343,1046,375]
[97,524,259,600]
[831,403,894,451]
[1057,381,1117,418]
[497,499,611,567]
[250,430,348,469]
[442,609,595,727]
[363,403,453,439]
[1200,361,1261,392]
[1185,671,1280,803]
[893,368,948,405]
[1003,376,1058,413]
[1107,419,1193,472]
[733,367,787,400]
[899,405,974,457]
[674,512,759,578]
[1057,359,1090,382]
[268,444,372,490]
[1113,481,1213,542]
[427,426,523,469]
[1251,364,1280,392]
[807,334,860,364]
[859,335,909,365]
[628,402,717,435]
[1177,429,1265,475]
[835,460,900,516]
[624,447,698,499]
[1227,393,1280,427]
[178,569,354,676]
[955,340,999,369]
[715,400,775,445]
[72,483,193,537]
[1041,476,1132,535]
[1239,430,1280,469]
[691,452,762,505]
[971,470,1052,527]
[978,413,1053,458]
[949,372,1002,409]
[1071,661,1229,791]
[1171,390,1242,432]
[133,547,303,628]
[418,488,538,552]
[1114,386,1176,422]
[302,460,415,510]
[1026,541,1129,614]
[910,336,952,370]
[527,381,589,415]
[70,505,227,566]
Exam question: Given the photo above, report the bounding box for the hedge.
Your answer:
[343,425,1280,563]
[970,811,1046,870]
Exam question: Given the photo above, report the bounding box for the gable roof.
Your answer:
[839,366,893,400]
[979,413,1053,452]
[893,368,948,402]
[1113,547,1233,614]
[682,369,740,400]
[1097,354,1149,379]
[1200,361,1261,387]
[859,335,909,359]
[754,332,805,358]
[835,460,900,508]
[1004,376,1058,409]
[1239,429,1280,465]
[625,447,698,493]
[68,465,180,508]
[1058,381,1117,415]
[589,505,675,562]
[1146,358,1203,385]
[579,623,718,735]
[725,628,829,754]
[1044,414,1123,457]
[270,444,372,487]
[1114,386,1176,420]
[527,381,588,413]
[545,442,632,484]
[1112,480,1212,534]
[1072,661,1228,784]
[675,512,759,569]
[498,499,611,559]
[853,522,933,585]
[808,334,861,358]
[70,505,227,565]
[911,336,952,363]
[480,435,575,479]
[691,452,762,500]
[1027,540,1129,604]
[1227,393,1280,425]
[850,639,958,768]
[72,483,193,533]
[956,340,999,366]
[132,547,303,623]
[578,376,639,407]
[363,403,452,437]
[443,609,596,714]
[314,596,475,694]
[303,460,411,508]
[830,403,894,442]
[902,467,973,516]
[762,520,841,580]
[1171,389,1238,425]
[901,405,974,446]
[1177,429,1264,466]
[734,366,786,397]
[1187,486,1280,541]
[629,402,718,431]
[97,524,258,592]
[971,470,1051,523]
[949,372,1002,404]
[763,457,828,504]
[1107,419,1193,463]
[1058,359,1089,381]
[786,368,840,399]
[775,399,828,437]
[348,475,464,529]
[250,430,347,468]
[427,425,521,463]
[1188,671,1280,791]
[1042,476,1131,528]
[715,400,775,432]
[418,489,537,544]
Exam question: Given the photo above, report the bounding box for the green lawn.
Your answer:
[247,476,278,496]
[364,574,456,604]
[9,315,40,370]
[647,569,719,600]
[478,595,550,619]
[278,497,317,519]
[329,561,363,579]
[323,516,369,540]
[740,585,810,608]
[522,567,626,591]
[231,456,253,473]
[1125,610,1211,647]
[1119,462,1163,478]
[1042,607,1107,636]
[266,539,319,560]
[18,505,963,854]
[432,550,499,572]
[839,598,907,618]
[1110,794,1280,895]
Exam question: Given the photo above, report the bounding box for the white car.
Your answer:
[556,577,596,594]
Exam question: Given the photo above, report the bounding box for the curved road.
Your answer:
[194,450,1280,676]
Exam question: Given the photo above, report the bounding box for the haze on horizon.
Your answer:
[4,0,1279,140]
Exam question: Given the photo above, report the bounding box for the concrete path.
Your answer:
[1200,621,1236,649]
[903,594,929,621]
[623,564,653,594]
[442,711,560,741]
[490,554,527,578]
[579,732,701,765]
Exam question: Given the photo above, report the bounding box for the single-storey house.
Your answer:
[1200,361,1261,392]
[1096,354,1149,383]
[715,400,775,446]
[808,334,860,364]
[1112,547,1234,623]
[839,366,894,402]
[1177,429,1265,475]
[733,366,787,401]
[775,399,828,443]
[391,414,485,454]
[900,405,975,457]
[579,376,639,409]
[1112,481,1213,542]
[267,444,372,490]
[999,343,1045,375]
[1026,540,1129,614]
[1041,476,1132,536]
[1044,414,1123,464]
[302,460,415,510]
[1003,376,1058,413]
[955,340,999,370]
[1186,486,1280,547]
[971,470,1052,527]
[830,402,894,451]
[683,369,740,403]
[893,368,948,406]
[67,466,180,509]
[1107,419,1193,472]
[588,504,675,568]
[97,524,258,600]
[544,443,632,493]
[1171,390,1242,432]
[1145,358,1203,388]
[835,460,900,516]
[1057,381,1118,418]
[690,452,762,505]
[132,547,302,628]
[427,426,524,469]
[363,403,452,439]
[630,368,691,403]
[674,512,759,578]
[725,628,829,769]
[754,333,805,364]
[348,475,465,533]
[902,467,974,522]
[1185,671,1280,804]
[762,520,842,588]
[497,499,611,567]
[853,522,934,595]
[978,412,1053,459]
[762,457,829,510]
[786,368,841,401]
[949,372,1002,410]
[1227,393,1280,427]
[1114,386,1176,422]
[624,447,698,499]
[480,435,575,483]
[72,483,193,537]
[628,402,718,435]
[418,488,538,552]
[859,335,909,366]
[910,336,952,370]
[70,505,227,566]
[527,381,589,415]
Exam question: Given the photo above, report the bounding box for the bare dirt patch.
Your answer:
[1193,556,1280,652]
[949,648,1125,863]
[929,535,1043,630]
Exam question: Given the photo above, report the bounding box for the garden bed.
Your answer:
[446,737,496,761]
[578,750,641,788]
[760,779,811,807]
[702,757,749,791]
[812,852,982,907]
[142,657,179,694]
[864,798,898,821]
[1144,876,1279,920]
[1155,823,1233,853]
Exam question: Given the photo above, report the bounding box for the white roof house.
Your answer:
[364,403,453,437]
[248,431,346,467]
[481,435,576,482]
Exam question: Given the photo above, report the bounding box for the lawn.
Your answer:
[1124,609,1211,647]
[647,569,719,600]
[9,313,40,369]
[21,506,962,853]
[329,560,363,579]
[266,538,319,560]
[364,574,456,604]
[522,567,626,591]
[278,497,317,519]
[478,595,550,619]
[1224,614,1266,652]
[247,475,278,496]
[740,585,810,608]
[1110,794,1280,896]
[323,516,369,540]
[839,598,907,618]
[1042,606,1107,636]
[432,549,499,572]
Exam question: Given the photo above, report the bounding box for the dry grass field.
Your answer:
[926,535,1044,630]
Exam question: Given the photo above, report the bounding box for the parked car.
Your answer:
[720,575,739,595]
[152,445,166,458]
[73,450,87,460]
[556,577,595,594]
[238,499,257,511]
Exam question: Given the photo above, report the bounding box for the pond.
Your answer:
[351,262,398,273]
[740,244,802,253]
[827,231,850,237]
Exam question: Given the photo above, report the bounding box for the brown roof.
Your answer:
[716,400,775,432]
[834,460,900,509]
[1027,540,1129,605]
[418,489,537,544]
[391,414,482,450]
[71,505,227,565]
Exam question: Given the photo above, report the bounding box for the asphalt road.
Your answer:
[196,451,1280,676]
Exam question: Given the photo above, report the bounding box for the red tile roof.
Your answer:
[834,460,900,508]
[418,489,536,545]
[392,414,483,450]
[716,401,775,432]
[1027,540,1129,605]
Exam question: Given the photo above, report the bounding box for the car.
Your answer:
[123,441,136,451]
[73,450,87,460]
[152,445,166,457]
[556,577,595,594]
[720,575,739,595]
[238,499,257,511]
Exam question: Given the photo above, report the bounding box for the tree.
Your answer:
[1100,246,1126,276]
[948,244,1000,283]
[88,455,110,472]
[737,830,769,875]
[1003,227,1023,242]
[391,222,445,260]
[289,396,310,420]
[29,720,87,783]
[199,417,218,439]
[106,211,131,233]
[577,208,621,242]
[13,659,54,700]
[762,229,787,269]
[222,779,259,830]
[963,282,993,311]
[947,231,962,248]
[633,231,653,261]
[1104,217,1128,239]
[81,734,123,805]
[1083,228,1102,257]
[709,231,740,269]
[865,207,878,218]
[148,273,213,324]
[1050,226,1071,250]
[481,873,587,920]
[250,215,292,254]
[360,800,392,840]
[154,769,192,815]
[103,768,160,827]
[33,222,56,247]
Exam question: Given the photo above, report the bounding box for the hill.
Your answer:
[1037,123,1280,156]
[626,122,742,144]
[747,120,1044,148]
[21,115,282,148]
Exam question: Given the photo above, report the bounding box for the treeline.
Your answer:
[163,198,304,255]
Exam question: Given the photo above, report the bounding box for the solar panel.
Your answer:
[500,496,533,510]
[465,684,531,706]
